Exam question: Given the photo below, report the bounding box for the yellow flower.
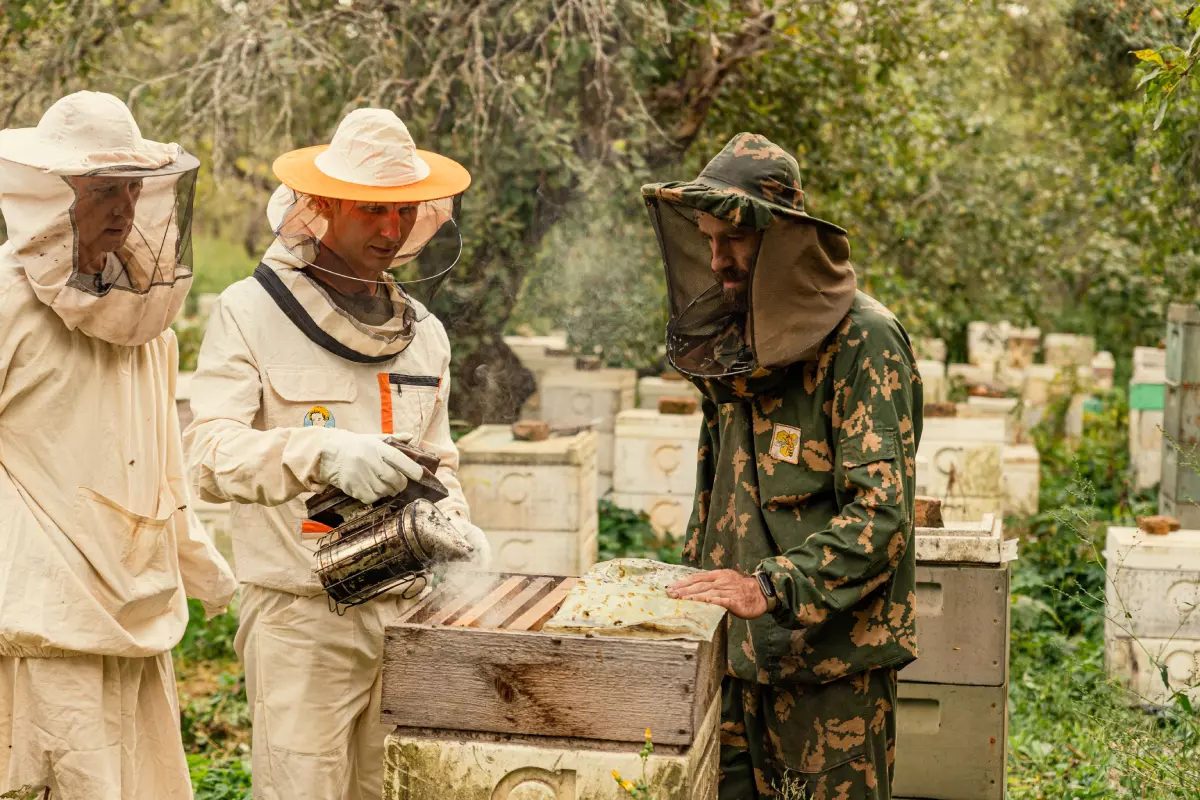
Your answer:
[612,769,623,782]
[645,727,652,741]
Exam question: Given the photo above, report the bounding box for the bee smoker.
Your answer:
[307,439,476,614]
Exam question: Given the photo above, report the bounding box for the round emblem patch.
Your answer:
[303,405,335,428]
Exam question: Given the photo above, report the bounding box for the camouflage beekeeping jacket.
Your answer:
[685,291,923,685]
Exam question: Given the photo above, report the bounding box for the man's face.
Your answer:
[68,176,143,256]
[696,211,762,309]
[323,199,420,275]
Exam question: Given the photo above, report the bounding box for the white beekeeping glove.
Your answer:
[447,513,492,570]
[317,430,424,505]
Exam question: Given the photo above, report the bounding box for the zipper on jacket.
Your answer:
[387,374,440,391]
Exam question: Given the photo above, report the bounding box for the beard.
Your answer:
[717,268,749,311]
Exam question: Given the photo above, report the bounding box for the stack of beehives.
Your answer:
[1129,346,1166,491]
[610,404,704,539]
[455,425,599,576]
[539,368,637,497]
[894,512,1017,800]
[1161,303,1200,526]
[1104,525,1200,708]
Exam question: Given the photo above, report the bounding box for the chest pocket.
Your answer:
[263,366,357,429]
[380,373,441,443]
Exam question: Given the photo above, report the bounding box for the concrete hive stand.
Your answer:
[380,573,724,800]
[456,426,599,576]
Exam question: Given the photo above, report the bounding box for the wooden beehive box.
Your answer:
[382,573,726,747]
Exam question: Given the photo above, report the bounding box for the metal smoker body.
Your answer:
[308,440,474,613]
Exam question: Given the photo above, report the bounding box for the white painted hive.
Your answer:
[609,492,695,540]
[1104,527,1200,640]
[917,359,947,403]
[456,425,598,534]
[613,409,703,496]
[1001,444,1040,516]
[637,375,703,410]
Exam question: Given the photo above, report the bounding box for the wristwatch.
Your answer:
[754,571,778,613]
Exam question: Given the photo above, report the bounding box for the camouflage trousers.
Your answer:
[717,668,897,799]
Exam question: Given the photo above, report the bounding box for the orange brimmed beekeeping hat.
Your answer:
[272,108,470,202]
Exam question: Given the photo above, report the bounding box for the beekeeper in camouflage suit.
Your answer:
[645,133,923,799]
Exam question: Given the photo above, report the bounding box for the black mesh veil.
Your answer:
[646,197,757,378]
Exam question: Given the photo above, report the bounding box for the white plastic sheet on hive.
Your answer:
[613,410,703,496]
[637,375,702,410]
[456,425,598,536]
[1104,527,1200,640]
[917,359,947,404]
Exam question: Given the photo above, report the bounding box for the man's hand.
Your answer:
[666,569,768,620]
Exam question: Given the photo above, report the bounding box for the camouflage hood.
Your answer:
[642,133,857,378]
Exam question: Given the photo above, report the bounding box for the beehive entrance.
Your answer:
[399,573,578,632]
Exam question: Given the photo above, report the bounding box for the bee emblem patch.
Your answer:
[769,423,801,464]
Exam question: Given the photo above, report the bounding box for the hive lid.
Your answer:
[920,415,1008,444]
[542,367,637,391]
[1105,527,1200,570]
[914,515,1017,564]
[455,424,596,466]
[615,408,704,434]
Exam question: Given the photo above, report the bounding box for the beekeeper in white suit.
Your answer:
[0,92,237,799]
[185,108,491,800]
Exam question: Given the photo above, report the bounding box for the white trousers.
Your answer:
[0,652,190,800]
[236,584,415,800]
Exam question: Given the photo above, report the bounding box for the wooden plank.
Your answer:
[507,579,576,631]
[382,625,704,745]
[424,579,498,626]
[451,576,528,628]
[395,585,446,624]
[480,576,554,630]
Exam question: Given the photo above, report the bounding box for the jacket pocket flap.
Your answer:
[840,428,897,468]
[265,367,357,404]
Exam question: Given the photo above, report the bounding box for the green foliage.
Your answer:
[598,500,682,564]
[612,728,656,799]
[181,670,251,757]
[175,598,240,663]
[1007,385,1200,797]
[188,755,252,800]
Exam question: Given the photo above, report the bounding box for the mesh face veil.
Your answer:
[0,158,198,347]
[647,198,758,379]
[266,184,463,315]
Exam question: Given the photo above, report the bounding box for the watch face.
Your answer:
[756,572,776,597]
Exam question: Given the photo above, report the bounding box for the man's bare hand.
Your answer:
[666,569,768,620]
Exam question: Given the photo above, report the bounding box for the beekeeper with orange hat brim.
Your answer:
[184,108,490,800]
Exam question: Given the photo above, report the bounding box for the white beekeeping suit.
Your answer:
[184,108,489,800]
[0,91,236,800]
